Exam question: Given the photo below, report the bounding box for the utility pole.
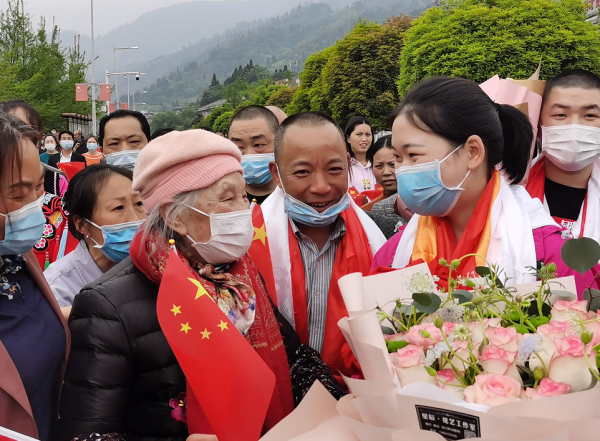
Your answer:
[90,0,97,135]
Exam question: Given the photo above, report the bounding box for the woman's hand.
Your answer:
[186,435,218,441]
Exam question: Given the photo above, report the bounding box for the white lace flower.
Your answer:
[408,272,437,294]
[453,324,471,341]
[424,336,454,367]
[438,303,466,323]
[517,334,543,363]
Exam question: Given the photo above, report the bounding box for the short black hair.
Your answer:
[151,127,175,140]
[99,110,151,147]
[274,111,344,163]
[543,69,600,102]
[344,116,374,158]
[229,105,279,136]
[366,135,392,164]
[59,130,74,140]
[63,164,134,240]
[392,76,533,184]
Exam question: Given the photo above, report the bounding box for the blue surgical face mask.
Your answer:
[0,196,46,256]
[105,150,141,171]
[395,145,470,217]
[277,165,349,227]
[86,219,144,263]
[61,140,74,150]
[87,142,99,152]
[241,153,274,186]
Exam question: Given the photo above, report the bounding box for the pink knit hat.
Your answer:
[132,129,243,213]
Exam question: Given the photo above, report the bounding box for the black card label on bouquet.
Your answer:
[415,405,481,440]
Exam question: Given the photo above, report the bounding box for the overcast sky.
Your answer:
[1,0,216,36]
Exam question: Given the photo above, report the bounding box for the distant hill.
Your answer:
[60,0,364,85]
[136,0,430,109]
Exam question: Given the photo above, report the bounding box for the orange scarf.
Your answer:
[408,172,501,286]
[288,208,373,381]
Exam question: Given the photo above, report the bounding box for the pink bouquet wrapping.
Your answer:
[262,238,600,440]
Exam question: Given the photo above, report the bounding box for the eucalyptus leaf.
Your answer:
[401,304,413,315]
[381,326,395,335]
[561,237,600,274]
[475,266,491,277]
[590,297,600,313]
[551,290,577,300]
[451,289,473,304]
[583,288,600,301]
[412,292,442,314]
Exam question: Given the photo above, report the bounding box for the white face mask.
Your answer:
[185,205,254,266]
[541,124,600,172]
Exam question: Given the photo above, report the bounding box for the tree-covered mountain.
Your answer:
[136,0,430,110]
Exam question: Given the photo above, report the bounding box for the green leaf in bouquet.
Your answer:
[412,292,442,314]
[583,288,600,312]
[527,301,551,318]
[400,304,413,315]
[451,289,473,305]
[381,325,396,335]
[561,238,600,274]
[512,324,529,334]
[475,266,491,277]
[550,290,577,300]
[386,339,409,353]
[529,315,550,328]
[425,366,437,377]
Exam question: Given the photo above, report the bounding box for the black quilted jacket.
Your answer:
[56,258,187,441]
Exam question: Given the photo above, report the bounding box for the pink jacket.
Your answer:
[371,225,600,299]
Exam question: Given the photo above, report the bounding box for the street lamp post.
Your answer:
[90,0,97,135]
[113,46,138,109]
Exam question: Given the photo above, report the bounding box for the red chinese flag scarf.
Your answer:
[248,204,278,305]
[130,231,294,440]
[288,208,371,380]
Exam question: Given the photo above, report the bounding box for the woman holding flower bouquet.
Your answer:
[371,77,600,295]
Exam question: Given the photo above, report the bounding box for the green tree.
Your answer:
[288,16,412,130]
[0,0,92,130]
[398,0,600,96]
[266,87,297,109]
[223,77,250,107]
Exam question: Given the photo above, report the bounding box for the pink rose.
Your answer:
[550,300,589,322]
[521,378,571,400]
[485,326,518,352]
[467,318,502,344]
[463,374,522,407]
[480,345,521,382]
[437,369,465,400]
[554,336,585,357]
[537,321,571,339]
[393,344,425,368]
[443,321,457,336]
[406,323,443,350]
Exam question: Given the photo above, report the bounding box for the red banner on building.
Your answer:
[99,84,112,102]
[120,103,129,110]
[109,103,115,113]
[75,84,88,101]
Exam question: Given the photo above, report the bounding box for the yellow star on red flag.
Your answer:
[180,322,192,334]
[201,328,212,339]
[171,305,182,316]
[218,320,229,331]
[253,224,267,246]
[189,278,214,302]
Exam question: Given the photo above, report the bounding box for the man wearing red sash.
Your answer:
[261,112,386,380]
[526,70,600,242]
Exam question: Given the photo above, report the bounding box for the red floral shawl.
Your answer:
[130,230,294,436]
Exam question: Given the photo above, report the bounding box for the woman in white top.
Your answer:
[345,116,377,193]
[44,164,146,312]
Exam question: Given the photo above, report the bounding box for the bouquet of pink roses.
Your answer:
[379,237,600,406]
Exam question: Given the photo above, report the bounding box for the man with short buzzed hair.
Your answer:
[258,111,385,380]
[526,69,600,242]
[229,105,280,204]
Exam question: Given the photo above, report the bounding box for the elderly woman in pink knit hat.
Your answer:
[58,129,345,441]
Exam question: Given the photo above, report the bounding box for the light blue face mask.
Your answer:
[0,196,46,256]
[241,153,274,186]
[105,150,141,171]
[395,145,470,217]
[277,166,350,227]
[61,140,74,150]
[86,219,144,263]
[87,142,99,152]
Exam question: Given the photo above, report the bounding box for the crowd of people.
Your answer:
[0,67,599,441]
